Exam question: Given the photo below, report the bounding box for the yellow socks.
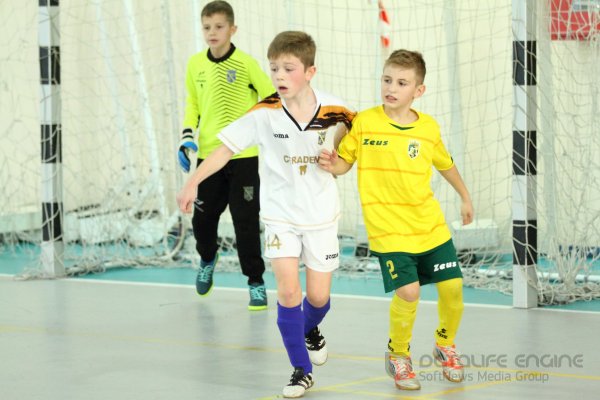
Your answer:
[389,278,464,354]
[388,294,418,356]
[434,278,464,346]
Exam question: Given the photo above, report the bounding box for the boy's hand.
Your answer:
[177,132,198,173]
[461,199,474,225]
[176,183,198,214]
[318,149,338,173]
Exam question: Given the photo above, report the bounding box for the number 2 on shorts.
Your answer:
[386,260,398,279]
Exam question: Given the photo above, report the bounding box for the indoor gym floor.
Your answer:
[1,273,599,400]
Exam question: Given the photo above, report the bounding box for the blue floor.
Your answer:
[1,243,599,311]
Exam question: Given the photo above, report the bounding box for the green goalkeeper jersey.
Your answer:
[183,44,275,159]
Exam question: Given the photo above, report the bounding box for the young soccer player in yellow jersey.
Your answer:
[177,1,275,310]
[318,49,474,390]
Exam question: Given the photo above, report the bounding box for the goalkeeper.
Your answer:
[318,49,474,391]
[178,0,274,310]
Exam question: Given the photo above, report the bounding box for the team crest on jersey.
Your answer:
[317,131,326,145]
[408,140,420,159]
[299,165,307,175]
[243,186,254,201]
[227,70,237,83]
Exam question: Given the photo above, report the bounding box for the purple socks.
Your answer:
[303,297,330,335]
[277,303,312,373]
[277,298,331,373]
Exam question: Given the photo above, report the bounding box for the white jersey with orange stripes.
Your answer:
[218,88,355,230]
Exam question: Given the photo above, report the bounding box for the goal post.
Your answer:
[39,0,65,277]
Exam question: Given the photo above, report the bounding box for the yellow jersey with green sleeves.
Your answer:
[337,105,454,254]
[183,44,275,159]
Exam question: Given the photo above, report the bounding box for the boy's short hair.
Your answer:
[201,0,235,25]
[385,49,426,84]
[267,31,316,68]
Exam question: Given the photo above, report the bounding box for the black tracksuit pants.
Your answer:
[192,156,265,285]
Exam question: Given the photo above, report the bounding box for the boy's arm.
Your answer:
[178,59,201,172]
[183,59,200,129]
[333,123,348,150]
[176,145,234,213]
[438,165,474,225]
[248,57,276,99]
[318,149,353,176]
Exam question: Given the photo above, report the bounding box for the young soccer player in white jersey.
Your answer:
[177,31,355,398]
[318,49,474,391]
[177,1,274,310]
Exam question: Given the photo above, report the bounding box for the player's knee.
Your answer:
[192,213,217,231]
[438,278,464,309]
[277,287,302,307]
[305,293,330,308]
[395,284,420,302]
[438,278,463,296]
[232,220,258,236]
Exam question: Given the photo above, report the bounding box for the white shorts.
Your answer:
[263,224,340,273]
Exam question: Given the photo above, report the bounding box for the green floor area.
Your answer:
[1,243,599,311]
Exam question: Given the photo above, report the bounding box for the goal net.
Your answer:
[0,0,598,304]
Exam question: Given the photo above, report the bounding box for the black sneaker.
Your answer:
[305,326,328,365]
[195,254,218,296]
[248,282,267,311]
[282,367,313,398]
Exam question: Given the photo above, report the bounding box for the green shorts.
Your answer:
[371,239,463,293]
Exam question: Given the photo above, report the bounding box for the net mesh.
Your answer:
[0,0,598,304]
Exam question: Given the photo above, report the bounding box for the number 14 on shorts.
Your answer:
[266,234,282,250]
